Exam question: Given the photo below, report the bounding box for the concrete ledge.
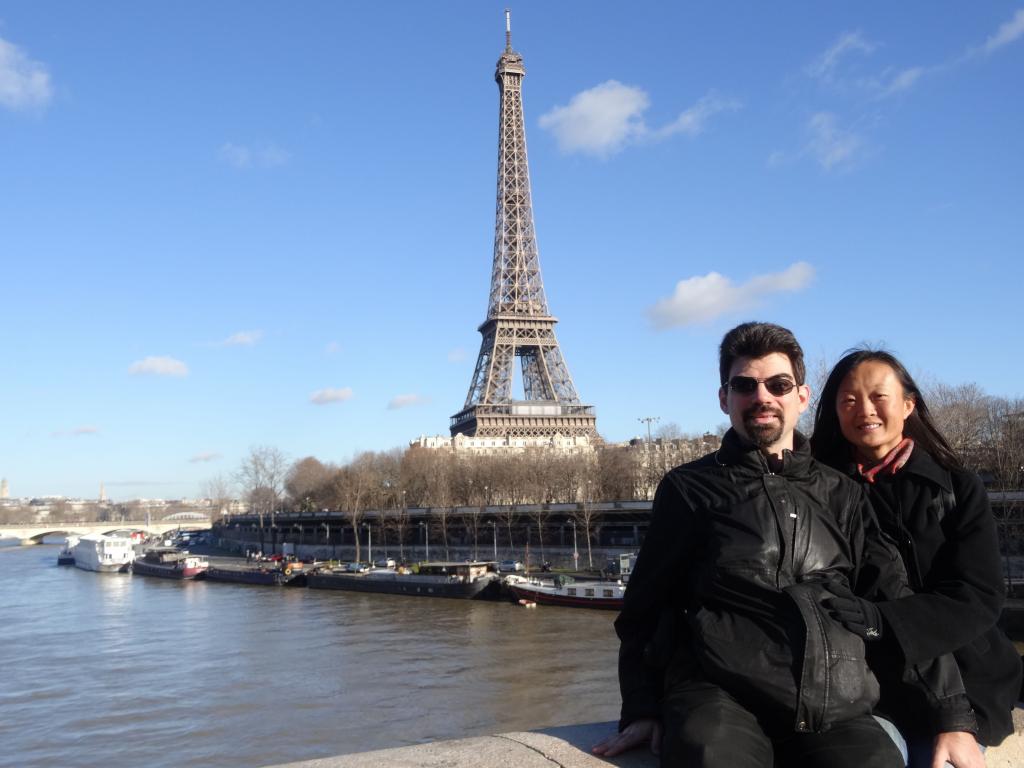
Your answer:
[269,710,1024,768]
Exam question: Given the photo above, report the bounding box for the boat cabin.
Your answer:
[417,561,496,582]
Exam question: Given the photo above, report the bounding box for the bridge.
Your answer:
[0,516,211,545]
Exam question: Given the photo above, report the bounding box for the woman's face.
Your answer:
[836,360,915,462]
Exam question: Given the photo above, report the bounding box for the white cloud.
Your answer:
[220,330,263,347]
[806,112,863,171]
[128,356,189,377]
[654,93,742,139]
[0,35,52,111]
[387,394,429,410]
[310,387,353,405]
[539,80,649,157]
[52,426,99,438]
[539,82,740,157]
[648,262,815,329]
[983,9,1024,54]
[807,31,875,82]
[880,66,926,96]
[447,347,466,363]
[189,452,222,463]
[218,142,290,169]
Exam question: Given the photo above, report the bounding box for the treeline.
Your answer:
[225,432,721,521]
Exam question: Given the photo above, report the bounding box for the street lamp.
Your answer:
[572,520,579,571]
[364,522,372,566]
[420,520,429,562]
[638,416,659,444]
[491,520,497,561]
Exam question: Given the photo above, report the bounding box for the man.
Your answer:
[593,322,977,768]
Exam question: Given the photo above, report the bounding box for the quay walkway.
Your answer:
[268,713,1024,768]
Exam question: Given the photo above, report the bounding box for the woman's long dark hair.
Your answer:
[810,349,962,471]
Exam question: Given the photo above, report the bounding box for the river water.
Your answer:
[1,543,620,768]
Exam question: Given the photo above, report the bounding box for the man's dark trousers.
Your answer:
[660,680,905,768]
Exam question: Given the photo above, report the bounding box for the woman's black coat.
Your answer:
[852,447,1021,746]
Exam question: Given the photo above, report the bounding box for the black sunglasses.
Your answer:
[727,375,797,397]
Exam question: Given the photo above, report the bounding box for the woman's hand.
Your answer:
[932,731,985,768]
[591,718,661,758]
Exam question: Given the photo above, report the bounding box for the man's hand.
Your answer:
[591,718,661,758]
[932,730,985,768]
[823,581,884,641]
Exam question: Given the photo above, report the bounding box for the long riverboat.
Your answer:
[505,574,625,610]
[132,548,208,580]
[73,533,135,573]
[206,560,311,587]
[307,561,500,600]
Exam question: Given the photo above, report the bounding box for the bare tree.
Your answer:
[236,446,289,524]
[201,473,235,523]
[572,475,600,568]
[285,457,333,511]
[799,352,833,435]
[927,382,990,468]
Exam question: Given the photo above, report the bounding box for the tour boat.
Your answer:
[72,533,135,573]
[307,561,500,600]
[504,574,626,610]
[132,548,208,580]
[57,536,79,566]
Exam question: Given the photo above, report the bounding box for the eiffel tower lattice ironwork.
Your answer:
[450,12,598,441]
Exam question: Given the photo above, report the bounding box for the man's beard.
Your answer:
[742,404,785,449]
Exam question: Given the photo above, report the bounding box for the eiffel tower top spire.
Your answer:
[449,14,598,442]
[489,9,546,320]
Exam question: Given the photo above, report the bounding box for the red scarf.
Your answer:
[857,437,914,483]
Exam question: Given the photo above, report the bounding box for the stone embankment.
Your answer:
[268,712,1024,768]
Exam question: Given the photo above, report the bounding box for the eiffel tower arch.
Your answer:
[450,13,598,442]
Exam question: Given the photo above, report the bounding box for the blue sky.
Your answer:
[2,3,1022,500]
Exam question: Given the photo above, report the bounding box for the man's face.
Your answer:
[719,352,810,456]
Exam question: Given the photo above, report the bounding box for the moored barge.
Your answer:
[132,548,208,580]
[206,560,311,587]
[505,574,625,610]
[307,561,499,600]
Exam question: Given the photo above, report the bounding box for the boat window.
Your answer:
[568,588,576,596]
[585,588,595,597]
[603,589,613,597]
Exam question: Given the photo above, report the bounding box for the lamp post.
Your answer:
[364,522,372,566]
[638,416,659,444]
[420,520,429,562]
[572,520,579,571]
[491,520,498,561]
[400,490,407,563]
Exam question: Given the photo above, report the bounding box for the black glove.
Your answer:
[823,582,884,641]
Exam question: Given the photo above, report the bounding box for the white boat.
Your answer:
[73,533,136,573]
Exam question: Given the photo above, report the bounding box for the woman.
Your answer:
[812,349,1020,767]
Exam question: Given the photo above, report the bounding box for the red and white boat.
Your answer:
[505,574,625,610]
[132,548,208,580]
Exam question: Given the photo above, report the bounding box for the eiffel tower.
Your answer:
[450,12,598,441]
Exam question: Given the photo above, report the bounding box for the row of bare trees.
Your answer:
[219,435,716,563]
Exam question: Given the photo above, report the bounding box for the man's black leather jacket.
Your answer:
[615,429,976,735]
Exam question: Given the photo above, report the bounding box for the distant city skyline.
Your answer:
[2,3,1022,499]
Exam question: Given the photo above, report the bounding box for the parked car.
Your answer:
[346,562,369,573]
[498,560,524,573]
[373,557,397,569]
